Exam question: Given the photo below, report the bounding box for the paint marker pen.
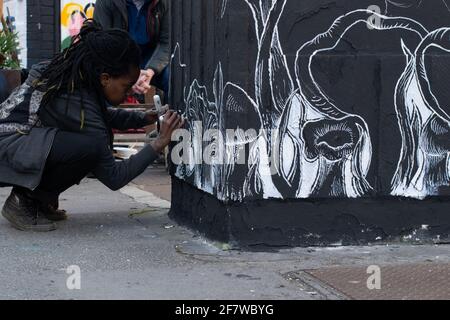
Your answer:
[154,95,185,130]
[154,95,165,123]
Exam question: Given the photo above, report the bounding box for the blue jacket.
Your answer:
[94,0,169,75]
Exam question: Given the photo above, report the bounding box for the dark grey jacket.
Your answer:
[94,0,170,75]
[0,63,158,191]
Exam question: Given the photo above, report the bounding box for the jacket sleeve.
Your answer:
[88,108,159,191]
[92,138,159,191]
[43,94,159,191]
[106,107,149,130]
[145,1,170,75]
[93,0,114,29]
[88,117,159,191]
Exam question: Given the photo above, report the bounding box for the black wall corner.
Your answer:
[26,0,60,67]
[170,177,450,248]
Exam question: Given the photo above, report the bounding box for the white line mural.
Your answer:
[385,0,450,13]
[391,28,450,198]
[294,9,427,198]
[172,1,450,201]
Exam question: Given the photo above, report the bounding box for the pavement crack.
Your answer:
[128,208,162,218]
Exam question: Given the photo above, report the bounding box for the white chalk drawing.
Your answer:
[385,0,450,13]
[391,29,450,198]
[171,44,264,201]
[294,9,428,198]
[220,0,228,18]
[172,1,450,201]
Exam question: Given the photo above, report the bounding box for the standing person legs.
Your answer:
[150,66,169,104]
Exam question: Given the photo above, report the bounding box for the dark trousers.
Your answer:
[15,131,100,207]
[150,66,169,104]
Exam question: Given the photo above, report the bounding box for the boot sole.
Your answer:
[43,210,68,222]
[1,204,57,232]
[44,215,68,222]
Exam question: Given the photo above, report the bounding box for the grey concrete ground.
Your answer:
[0,173,449,300]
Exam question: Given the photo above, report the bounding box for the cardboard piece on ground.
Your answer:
[0,69,20,90]
[0,0,3,22]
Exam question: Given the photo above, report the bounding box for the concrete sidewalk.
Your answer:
[131,164,171,201]
[0,168,449,300]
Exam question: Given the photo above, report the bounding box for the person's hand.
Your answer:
[132,69,155,94]
[151,110,185,152]
[144,104,169,124]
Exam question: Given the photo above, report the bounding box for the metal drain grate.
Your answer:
[303,263,450,300]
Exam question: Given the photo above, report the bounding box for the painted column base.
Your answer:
[170,177,450,247]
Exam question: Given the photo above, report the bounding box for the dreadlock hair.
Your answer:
[36,19,141,133]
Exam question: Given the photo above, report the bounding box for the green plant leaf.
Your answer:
[0,30,21,69]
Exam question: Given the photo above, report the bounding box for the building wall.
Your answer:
[26,0,60,67]
[60,1,95,50]
[24,0,96,67]
[169,0,450,246]
[171,0,450,202]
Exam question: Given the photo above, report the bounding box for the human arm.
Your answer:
[93,110,184,190]
[93,0,114,29]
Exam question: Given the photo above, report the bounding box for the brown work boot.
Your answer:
[1,189,57,232]
[40,203,68,221]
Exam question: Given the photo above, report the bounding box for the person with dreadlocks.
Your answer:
[0,21,184,232]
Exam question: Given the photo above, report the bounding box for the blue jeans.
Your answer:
[150,66,169,102]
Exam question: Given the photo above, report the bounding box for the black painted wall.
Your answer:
[171,0,450,201]
[169,0,450,246]
[26,0,60,67]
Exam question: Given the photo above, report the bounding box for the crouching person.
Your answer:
[0,21,183,232]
